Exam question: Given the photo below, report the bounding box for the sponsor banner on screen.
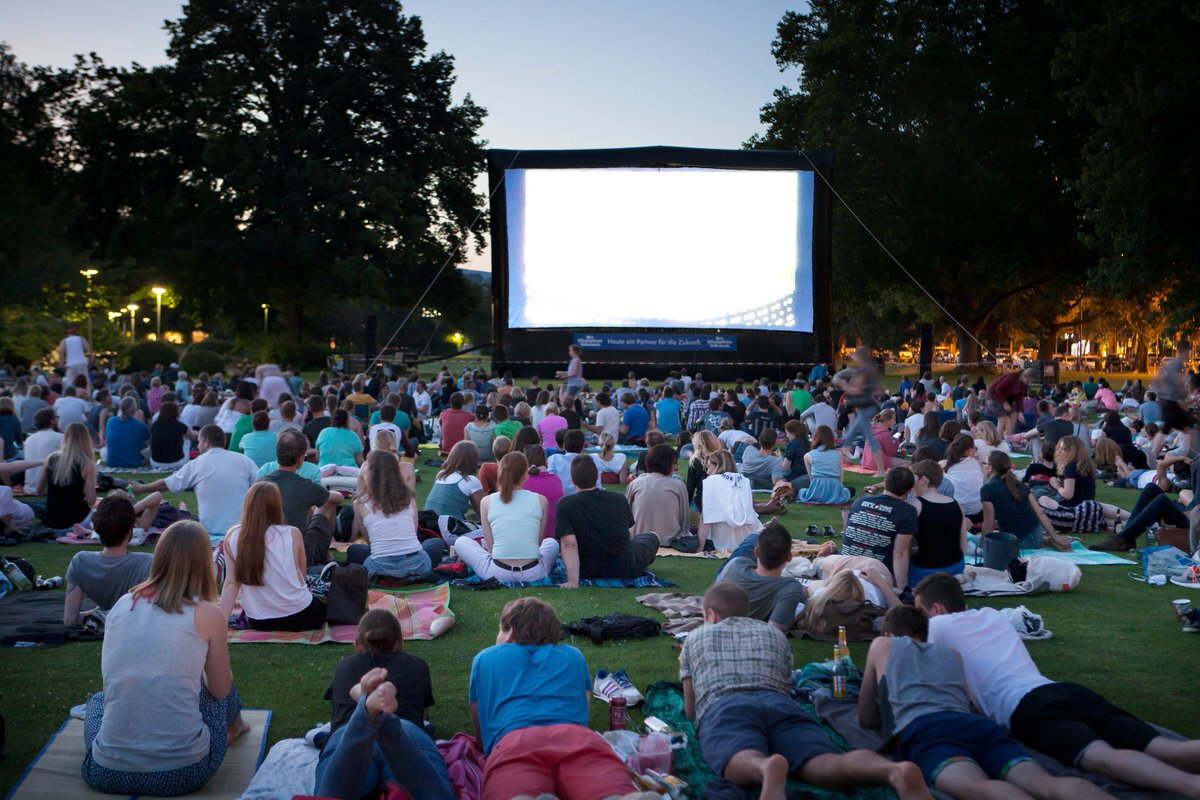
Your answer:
[573,333,738,351]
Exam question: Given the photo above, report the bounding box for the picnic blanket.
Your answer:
[53,532,98,545]
[1018,540,1132,566]
[227,585,454,644]
[463,558,676,588]
[7,709,271,800]
[0,591,100,648]
[656,547,731,558]
[239,738,318,800]
[96,465,175,475]
[637,591,704,637]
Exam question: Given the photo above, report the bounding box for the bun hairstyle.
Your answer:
[356,608,403,655]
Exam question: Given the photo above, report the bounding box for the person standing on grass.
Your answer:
[916,572,1200,798]
[82,520,249,796]
[680,582,931,800]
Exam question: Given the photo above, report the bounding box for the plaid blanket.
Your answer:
[227,585,454,644]
[463,558,676,588]
[636,591,704,636]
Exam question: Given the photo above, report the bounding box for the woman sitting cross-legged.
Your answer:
[82,520,250,796]
[453,451,560,583]
[220,482,327,631]
[347,450,446,581]
[313,611,454,800]
[795,425,852,505]
[423,440,485,522]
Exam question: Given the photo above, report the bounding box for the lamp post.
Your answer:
[128,304,139,340]
[152,287,166,339]
[80,269,99,342]
[261,303,270,337]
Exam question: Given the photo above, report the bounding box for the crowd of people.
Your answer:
[1,334,1199,799]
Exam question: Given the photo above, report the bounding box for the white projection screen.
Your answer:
[503,167,815,332]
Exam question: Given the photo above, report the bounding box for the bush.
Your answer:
[125,340,179,373]
[189,338,235,354]
[260,338,330,370]
[180,349,227,376]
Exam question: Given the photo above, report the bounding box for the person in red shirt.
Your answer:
[986,367,1034,440]
[438,393,474,456]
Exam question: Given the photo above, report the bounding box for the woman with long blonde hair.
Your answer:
[591,432,628,484]
[219,482,325,631]
[38,422,97,530]
[686,429,724,509]
[82,520,249,795]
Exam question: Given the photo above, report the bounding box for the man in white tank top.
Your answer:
[58,327,93,388]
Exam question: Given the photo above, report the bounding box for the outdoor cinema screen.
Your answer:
[503,167,815,332]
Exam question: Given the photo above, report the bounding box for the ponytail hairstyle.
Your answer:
[356,608,403,655]
[943,433,976,470]
[232,482,285,587]
[872,408,895,427]
[598,432,615,457]
[496,451,529,503]
[987,450,1024,500]
[523,444,548,475]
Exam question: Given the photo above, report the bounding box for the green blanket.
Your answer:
[641,681,895,799]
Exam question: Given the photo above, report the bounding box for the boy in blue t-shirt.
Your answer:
[654,386,682,436]
[619,393,649,445]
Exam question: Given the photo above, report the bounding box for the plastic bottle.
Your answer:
[832,646,848,699]
[1147,528,1157,546]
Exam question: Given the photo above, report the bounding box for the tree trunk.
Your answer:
[1037,333,1056,361]
[956,329,981,367]
[285,298,304,342]
[1135,333,1148,373]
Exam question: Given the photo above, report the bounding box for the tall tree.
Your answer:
[1053,0,1200,339]
[67,0,487,344]
[750,0,1093,363]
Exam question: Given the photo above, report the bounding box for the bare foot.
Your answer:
[817,541,837,557]
[365,681,398,718]
[760,753,789,800]
[226,715,251,747]
[889,761,932,800]
[177,500,188,512]
[358,666,389,696]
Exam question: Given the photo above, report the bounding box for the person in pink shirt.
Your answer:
[535,403,569,450]
[520,445,564,538]
[437,393,474,456]
[1093,381,1119,412]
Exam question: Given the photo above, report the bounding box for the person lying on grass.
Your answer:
[313,610,452,800]
[680,581,930,800]
[860,605,1114,800]
[916,572,1200,798]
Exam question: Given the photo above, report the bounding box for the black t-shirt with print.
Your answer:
[839,494,918,576]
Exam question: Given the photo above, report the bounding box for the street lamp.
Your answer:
[80,269,99,342]
[261,303,269,337]
[127,304,139,340]
[152,287,166,338]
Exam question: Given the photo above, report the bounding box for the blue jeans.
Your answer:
[347,539,446,576]
[908,559,965,586]
[715,532,761,580]
[842,404,882,454]
[1119,483,1188,545]
[314,696,454,800]
[82,684,242,796]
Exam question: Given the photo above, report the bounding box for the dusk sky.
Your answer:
[0,1,806,269]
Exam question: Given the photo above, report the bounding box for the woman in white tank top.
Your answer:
[83,520,249,795]
[454,452,559,582]
[220,482,325,631]
[348,451,447,580]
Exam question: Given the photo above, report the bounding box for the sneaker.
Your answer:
[1089,533,1131,552]
[317,561,338,584]
[593,669,644,706]
[1183,609,1200,633]
[304,721,331,748]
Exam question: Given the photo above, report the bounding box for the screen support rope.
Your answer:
[366,150,523,370]
[796,149,996,363]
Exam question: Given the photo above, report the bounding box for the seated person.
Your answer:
[630,429,668,479]
[681,582,929,800]
[103,396,149,468]
[547,429,598,495]
[423,440,485,521]
[348,451,446,581]
[859,409,901,474]
[591,432,629,484]
[737,428,784,490]
[795,425,852,505]
[859,606,1110,800]
[230,397,267,453]
[979,451,1070,551]
[917,572,1200,797]
[713,519,808,631]
[906,460,967,587]
[558,456,658,587]
[438,393,474,455]
[626,443,689,547]
[465,404,497,462]
[455,452,559,583]
[492,403,523,442]
[470,597,642,800]
[316,409,364,468]
[219,482,326,632]
[149,400,197,469]
[699,450,762,552]
[840,467,918,590]
[82,521,248,796]
[237,410,277,467]
[258,430,342,568]
[314,610,452,800]
[63,495,154,625]
[781,419,810,489]
[618,392,648,445]
[477,435,511,494]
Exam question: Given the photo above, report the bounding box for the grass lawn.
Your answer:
[2,453,1195,794]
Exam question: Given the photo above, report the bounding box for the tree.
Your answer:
[66,0,487,342]
[1053,0,1200,335]
[750,0,1094,364]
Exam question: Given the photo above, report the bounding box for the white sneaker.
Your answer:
[593,669,644,706]
[304,721,331,747]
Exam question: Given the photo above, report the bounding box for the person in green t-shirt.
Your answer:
[231,398,267,453]
[493,404,523,441]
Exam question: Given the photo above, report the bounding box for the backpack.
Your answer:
[325,563,368,625]
[563,613,661,645]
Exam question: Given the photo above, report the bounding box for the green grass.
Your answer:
[1,457,1195,794]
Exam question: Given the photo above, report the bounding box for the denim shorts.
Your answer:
[364,549,431,580]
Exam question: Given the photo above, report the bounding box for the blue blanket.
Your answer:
[466,558,676,588]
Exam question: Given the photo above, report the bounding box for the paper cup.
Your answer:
[1174,599,1191,620]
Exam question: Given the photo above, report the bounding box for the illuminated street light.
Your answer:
[127,304,139,339]
[152,287,166,338]
[262,303,269,336]
[80,269,99,341]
